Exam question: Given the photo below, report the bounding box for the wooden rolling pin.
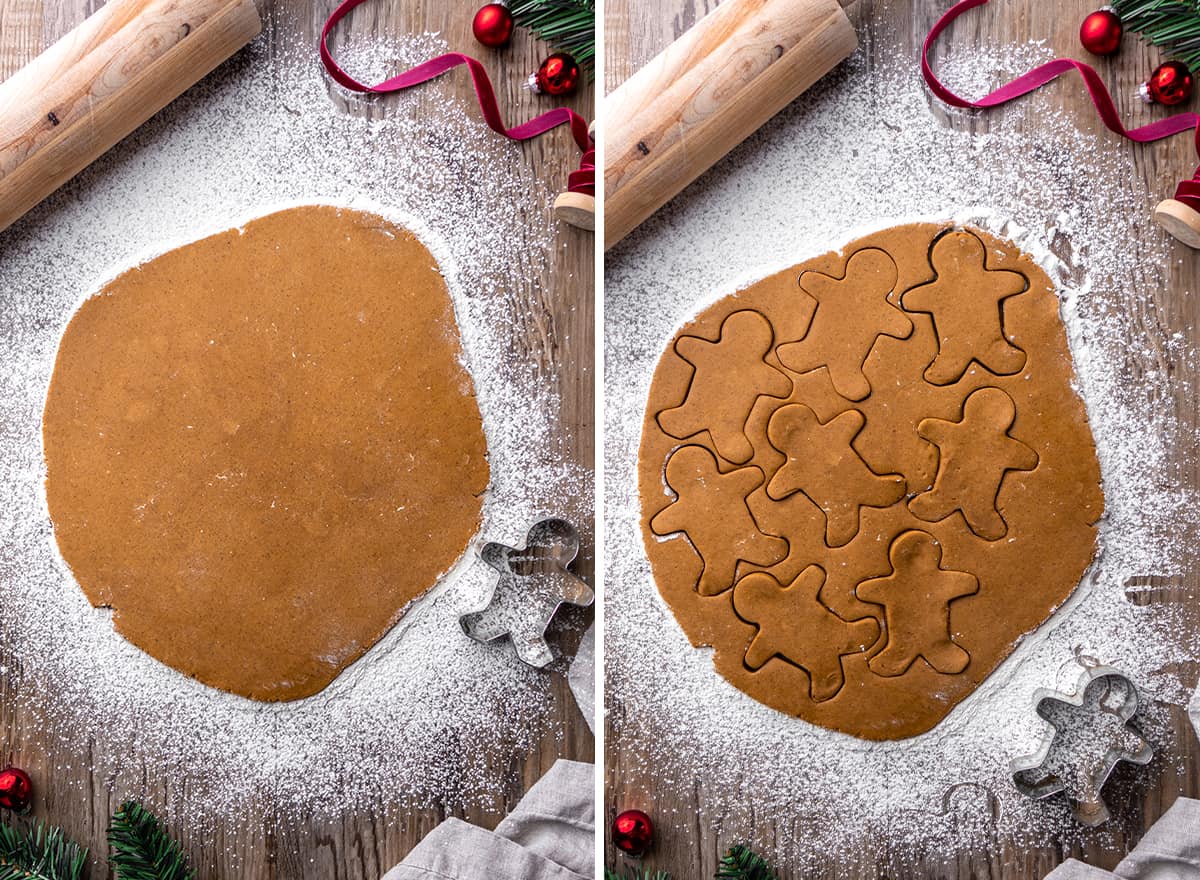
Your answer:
[604,0,858,249]
[0,0,261,236]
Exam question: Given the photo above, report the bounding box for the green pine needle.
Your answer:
[1112,0,1200,74]
[107,802,193,880]
[509,0,596,76]
[715,844,779,880]
[604,867,672,880]
[0,820,87,880]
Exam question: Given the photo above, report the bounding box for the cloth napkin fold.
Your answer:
[568,623,595,733]
[382,759,594,880]
[1045,797,1200,879]
[1190,683,1198,746]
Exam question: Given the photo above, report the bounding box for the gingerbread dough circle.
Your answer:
[43,205,490,702]
[638,223,1103,740]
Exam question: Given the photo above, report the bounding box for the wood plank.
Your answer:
[604,0,1200,876]
[0,0,594,876]
[0,0,40,77]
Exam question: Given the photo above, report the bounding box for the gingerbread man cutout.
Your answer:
[734,566,879,702]
[910,387,1038,540]
[651,445,787,596]
[901,230,1028,385]
[766,403,906,547]
[460,518,594,668]
[856,530,978,676]
[776,248,912,401]
[658,310,791,463]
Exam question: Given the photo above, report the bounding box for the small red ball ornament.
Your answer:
[612,808,653,857]
[529,53,580,96]
[1140,60,1194,106]
[472,2,513,48]
[1079,9,1122,56]
[0,767,32,813]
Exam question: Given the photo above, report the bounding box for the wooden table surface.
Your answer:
[604,0,1200,877]
[0,1,594,878]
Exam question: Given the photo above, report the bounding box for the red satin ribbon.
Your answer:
[922,0,1200,211]
[320,0,594,196]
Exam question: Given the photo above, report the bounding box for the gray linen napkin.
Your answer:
[1045,798,1200,879]
[382,759,594,880]
[568,623,595,733]
[1190,683,1198,745]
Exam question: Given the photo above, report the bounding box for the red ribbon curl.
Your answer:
[320,0,594,196]
[922,0,1200,212]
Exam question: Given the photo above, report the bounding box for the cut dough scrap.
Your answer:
[43,205,489,702]
[638,222,1104,740]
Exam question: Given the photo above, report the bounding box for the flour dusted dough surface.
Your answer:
[638,223,1103,740]
[43,205,489,702]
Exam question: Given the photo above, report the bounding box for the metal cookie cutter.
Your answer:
[1012,666,1153,826]
[459,518,594,668]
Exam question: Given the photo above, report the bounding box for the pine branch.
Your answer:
[1112,0,1200,74]
[715,844,779,880]
[0,820,87,880]
[107,802,193,880]
[604,867,672,880]
[509,0,596,75]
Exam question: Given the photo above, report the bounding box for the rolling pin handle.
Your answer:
[555,118,597,231]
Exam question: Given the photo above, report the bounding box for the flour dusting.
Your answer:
[0,31,590,831]
[605,23,1200,872]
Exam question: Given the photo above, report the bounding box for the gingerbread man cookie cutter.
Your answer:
[1011,666,1153,826]
[459,518,594,668]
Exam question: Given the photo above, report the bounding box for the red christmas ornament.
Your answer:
[529,53,580,96]
[0,767,32,813]
[612,808,653,857]
[1140,60,1194,106]
[1079,8,1122,56]
[472,2,513,48]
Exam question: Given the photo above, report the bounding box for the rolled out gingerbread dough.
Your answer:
[43,205,489,702]
[638,223,1104,740]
